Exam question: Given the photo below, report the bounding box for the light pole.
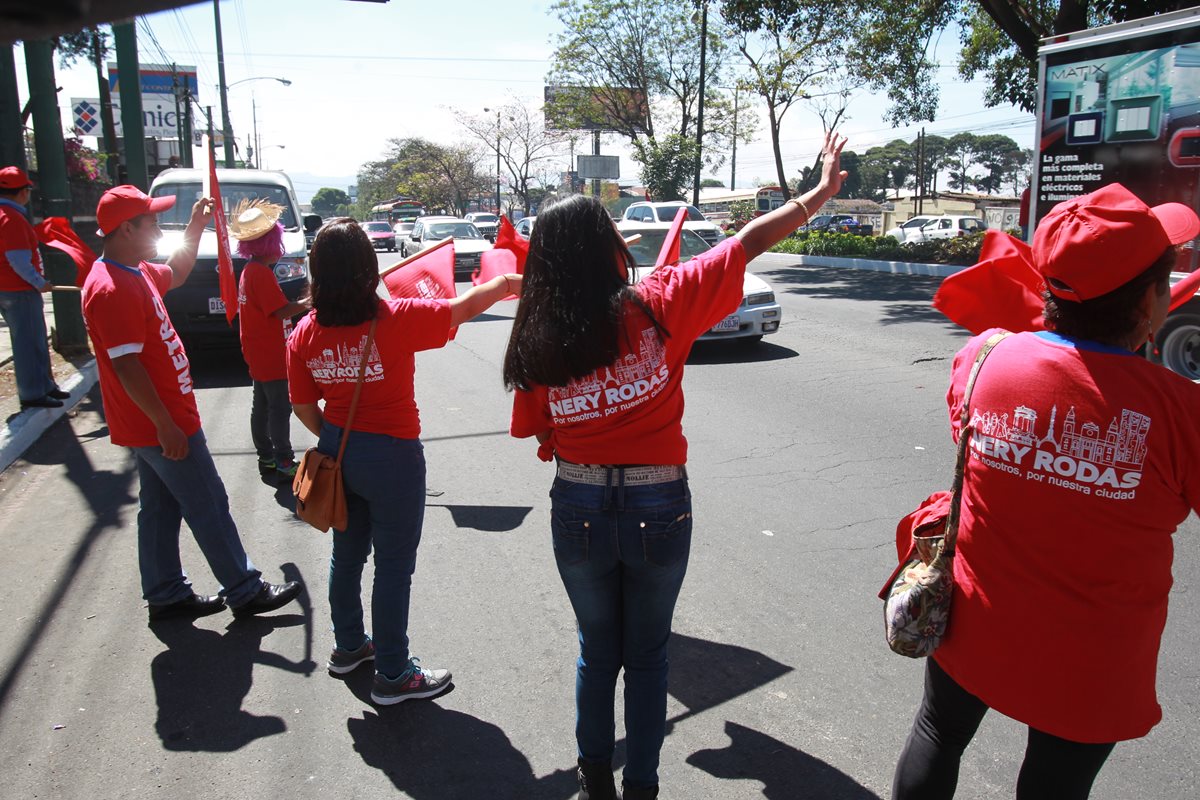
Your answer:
[260,144,285,171]
[483,107,501,216]
[218,76,291,168]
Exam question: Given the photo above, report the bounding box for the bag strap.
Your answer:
[334,317,378,467]
[943,331,1010,555]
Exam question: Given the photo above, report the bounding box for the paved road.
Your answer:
[0,252,1197,799]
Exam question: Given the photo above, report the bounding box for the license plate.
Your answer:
[208,297,226,314]
[712,315,740,331]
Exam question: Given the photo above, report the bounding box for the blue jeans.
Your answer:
[319,422,426,679]
[250,379,294,463]
[132,429,263,606]
[550,473,693,789]
[0,288,54,403]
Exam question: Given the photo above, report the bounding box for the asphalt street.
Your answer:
[0,251,1197,799]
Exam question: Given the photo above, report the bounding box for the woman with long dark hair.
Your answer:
[504,133,847,800]
[892,184,1200,799]
[287,218,519,705]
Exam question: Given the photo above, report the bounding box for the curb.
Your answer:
[755,252,967,278]
[0,358,98,475]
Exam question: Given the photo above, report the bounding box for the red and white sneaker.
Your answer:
[370,658,452,705]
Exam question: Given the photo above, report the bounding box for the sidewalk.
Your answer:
[0,291,98,473]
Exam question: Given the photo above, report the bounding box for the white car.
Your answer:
[621,201,725,248]
[1155,271,1200,379]
[407,215,494,279]
[513,216,536,239]
[619,222,781,343]
[884,216,936,243]
[464,212,500,242]
[909,215,988,242]
[393,221,415,253]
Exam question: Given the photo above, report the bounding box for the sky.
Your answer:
[12,0,1037,204]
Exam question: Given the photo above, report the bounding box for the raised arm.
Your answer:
[448,274,522,326]
[165,197,214,289]
[736,131,848,262]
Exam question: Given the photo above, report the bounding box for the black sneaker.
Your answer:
[20,396,63,409]
[257,458,277,476]
[328,636,375,675]
[47,387,71,400]
[148,593,226,622]
[231,580,301,618]
[370,658,451,705]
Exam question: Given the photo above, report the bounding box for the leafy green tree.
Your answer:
[355,138,490,218]
[720,0,1193,123]
[636,135,701,201]
[311,188,351,218]
[946,133,978,192]
[701,178,726,188]
[971,133,1022,194]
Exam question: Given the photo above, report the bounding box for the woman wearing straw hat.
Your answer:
[892,183,1200,799]
[229,199,310,479]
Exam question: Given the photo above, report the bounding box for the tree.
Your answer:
[946,133,978,192]
[547,0,747,193]
[636,135,701,201]
[721,0,1194,123]
[355,138,490,218]
[701,178,726,188]
[460,101,570,216]
[311,188,351,218]
[971,133,1022,194]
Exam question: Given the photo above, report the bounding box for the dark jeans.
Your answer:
[319,422,425,679]
[250,378,294,463]
[893,658,1116,800]
[550,473,692,790]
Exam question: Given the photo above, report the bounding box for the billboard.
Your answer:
[577,155,619,179]
[1034,21,1200,225]
[98,62,199,139]
[544,85,649,132]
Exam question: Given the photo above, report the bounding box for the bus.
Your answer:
[370,198,426,224]
[696,186,787,226]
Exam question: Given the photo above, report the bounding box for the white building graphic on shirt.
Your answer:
[970,404,1149,470]
[548,327,666,404]
[305,333,383,383]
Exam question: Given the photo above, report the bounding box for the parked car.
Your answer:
[619,222,781,344]
[513,216,536,239]
[148,168,309,348]
[909,215,988,242]
[393,221,415,254]
[621,201,725,247]
[464,212,500,242]
[802,214,872,236]
[884,216,936,243]
[407,215,493,279]
[1154,271,1200,379]
[360,220,396,251]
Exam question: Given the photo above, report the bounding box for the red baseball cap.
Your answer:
[0,166,33,190]
[1034,183,1200,302]
[96,184,176,236]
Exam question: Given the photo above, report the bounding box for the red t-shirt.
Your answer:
[238,260,291,382]
[81,259,202,447]
[933,329,1200,743]
[0,202,43,292]
[286,297,452,439]
[510,237,746,465]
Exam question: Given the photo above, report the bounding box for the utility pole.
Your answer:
[181,91,194,168]
[213,0,234,168]
[94,32,120,183]
[592,129,600,199]
[729,86,738,191]
[172,64,183,167]
[692,0,708,207]
[23,39,71,218]
[113,20,147,188]
[0,45,24,170]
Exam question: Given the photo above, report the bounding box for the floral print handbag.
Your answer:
[880,332,1009,658]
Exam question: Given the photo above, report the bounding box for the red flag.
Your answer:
[492,216,529,273]
[1170,267,1200,312]
[474,248,518,300]
[34,217,97,287]
[381,237,459,338]
[205,143,238,325]
[932,230,1046,335]
[655,207,688,268]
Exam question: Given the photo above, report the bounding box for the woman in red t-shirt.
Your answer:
[286,218,519,707]
[892,184,1200,799]
[504,134,847,800]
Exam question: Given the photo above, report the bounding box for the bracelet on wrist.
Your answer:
[788,196,810,223]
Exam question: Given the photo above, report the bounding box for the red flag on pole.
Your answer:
[493,216,529,272]
[34,217,97,287]
[205,140,238,325]
[932,230,1046,334]
[655,207,689,268]
[473,217,525,299]
[1169,266,1200,312]
[381,237,459,338]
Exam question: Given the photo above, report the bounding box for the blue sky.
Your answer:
[12,0,1035,203]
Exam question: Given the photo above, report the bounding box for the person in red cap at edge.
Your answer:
[82,185,302,622]
[227,199,309,481]
[892,183,1200,800]
[0,166,70,409]
[503,131,847,800]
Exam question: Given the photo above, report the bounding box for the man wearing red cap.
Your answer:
[0,166,69,409]
[82,184,301,622]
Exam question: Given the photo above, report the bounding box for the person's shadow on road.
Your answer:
[148,565,316,751]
